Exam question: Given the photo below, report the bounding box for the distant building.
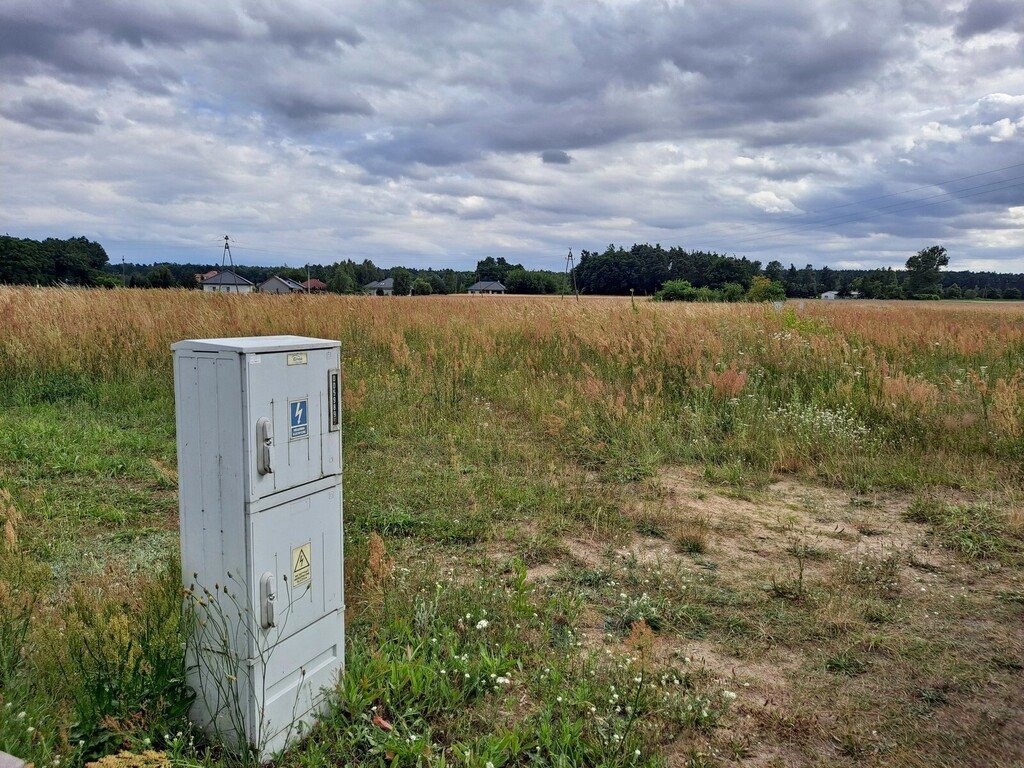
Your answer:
[195,269,219,284]
[302,278,328,292]
[258,275,305,294]
[820,290,861,300]
[200,270,255,293]
[467,280,507,294]
[363,278,394,295]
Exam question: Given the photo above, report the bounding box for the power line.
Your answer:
[229,239,344,257]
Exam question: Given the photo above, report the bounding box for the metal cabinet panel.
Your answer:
[246,487,344,651]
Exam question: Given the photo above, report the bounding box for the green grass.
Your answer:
[1,294,1023,767]
[904,498,1022,562]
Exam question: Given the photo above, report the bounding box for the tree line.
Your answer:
[575,243,1024,300]
[0,235,116,286]
[2,235,1022,299]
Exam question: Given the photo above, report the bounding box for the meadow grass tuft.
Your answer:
[904,498,1021,561]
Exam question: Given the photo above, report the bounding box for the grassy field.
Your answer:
[0,288,1022,768]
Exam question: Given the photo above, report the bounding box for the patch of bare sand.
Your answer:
[524,563,559,581]
[606,469,1023,766]
[655,469,966,588]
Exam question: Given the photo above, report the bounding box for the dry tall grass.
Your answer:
[1,288,1022,487]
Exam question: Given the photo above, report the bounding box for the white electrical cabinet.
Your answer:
[172,336,343,757]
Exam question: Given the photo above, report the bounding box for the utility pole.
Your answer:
[221,235,234,272]
[121,256,125,287]
[564,248,579,301]
[306,263,310,294]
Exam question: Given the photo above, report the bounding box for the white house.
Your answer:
[820,290,861,300]
[258,275,305,294]
[363,278,394,295]
[467,280,507,294]
[200,270,255,293]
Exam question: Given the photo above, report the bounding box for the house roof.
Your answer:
[201,270,254,286]
[468,280,507,291]
[302,278,328,290]
[259,275,304,291]
[363,278,394,289]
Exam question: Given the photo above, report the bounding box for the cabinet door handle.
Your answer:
[256,417,273,475]
[260,571,276,628]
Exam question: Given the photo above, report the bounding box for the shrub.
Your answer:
[654,280,726,302]
[746,276,786,302]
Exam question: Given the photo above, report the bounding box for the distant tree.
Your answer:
[905,245,948,296]
[476,256,522,283]
[747,276,786,302]
[944,283,963,300]
[1004,287,1022,300]
[505,268,559,294]
[0,236,49,283]
[423,275,444,294]
[391,267,411,296]
[819,266,835,292]
[964,288,979,300]
[50,236,109,284]
[411,278,432,295]
[327,267,356,294]
[354,259,383,287]
[148,265,176,288]
[798,264,818,297]
[720,282,746,302]
[764,260,784,283]
[982,287,1001,300]
[574,246,636,294]
[0,235,108,285]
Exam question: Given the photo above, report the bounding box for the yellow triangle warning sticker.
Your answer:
[291,542,311,587]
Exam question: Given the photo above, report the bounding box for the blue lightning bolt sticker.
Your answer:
[289,398,309,439]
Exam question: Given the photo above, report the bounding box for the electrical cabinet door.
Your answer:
[245,348,341,501]
[247,487,343,650]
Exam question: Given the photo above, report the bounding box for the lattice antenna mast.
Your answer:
[221,235,235,272]
[564,248,579,301]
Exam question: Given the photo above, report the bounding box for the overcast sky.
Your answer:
[1,0,1023,271]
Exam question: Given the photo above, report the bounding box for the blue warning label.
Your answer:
[289,399,309,439]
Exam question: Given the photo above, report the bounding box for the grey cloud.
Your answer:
[265,88,374,120]
[0,96,102,133]
[541,150,571,165]
[251,2,364,50]
[351,130,480,176]
[0,1,362,87]
[956,0,1021,38]
[2,0,1023,270]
